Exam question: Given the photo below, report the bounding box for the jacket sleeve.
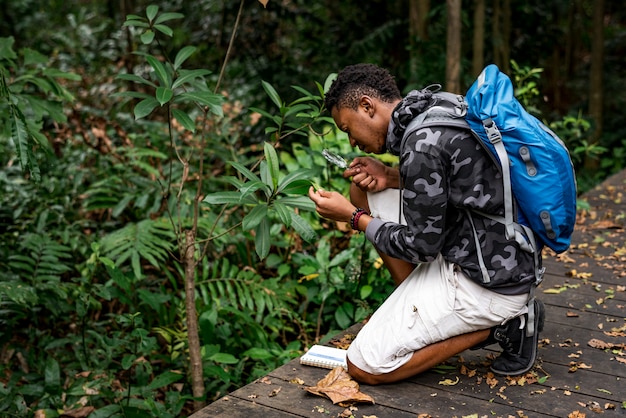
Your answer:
[365,129,449,264]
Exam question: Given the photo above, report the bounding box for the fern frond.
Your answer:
[100,219,175,279]
[9,103,41,181]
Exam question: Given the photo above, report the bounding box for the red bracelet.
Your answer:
[350,208,368,230]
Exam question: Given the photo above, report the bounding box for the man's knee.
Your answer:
[347,357,386,385]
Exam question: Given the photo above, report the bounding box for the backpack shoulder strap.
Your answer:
[401,92,470,151]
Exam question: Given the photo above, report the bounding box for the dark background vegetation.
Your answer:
[1,0,624,416]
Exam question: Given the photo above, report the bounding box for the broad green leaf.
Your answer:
[239,180,270,200]
[323,73,337,94]
[116,73,157,87]
[177,91,224,117]
[154,24,174,37]
[44,357,61,394]
[146,55,171,88]
[134,97,159,119]
[242,203,268,231]
[360,285,373,299]
[272,201,292,227]
[243,347,273,360]
[23,48,49,65]
[155,86,173,105]
[229,161,261,183]
[264,142,280,192]
[146,371,184,390]
[122,354,136,370]
[172,108,196,132]
[154,12,184,24]
[203,191,245,205]
[277,195,316,211]
[261,80,282,108]
[290,212,317,242]
[278,179,312,195]
[0,36,17,60]
[254,218,270,259]
[172,69,211,89]
[277,168,316,193]
[146,5,159,22]
[140,30,155,45]
[174,46,197,71]
[209,352,238,364]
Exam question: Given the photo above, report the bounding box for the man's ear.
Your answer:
[359,96,376,117]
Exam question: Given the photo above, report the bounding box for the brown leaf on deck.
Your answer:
[304,367,374,405]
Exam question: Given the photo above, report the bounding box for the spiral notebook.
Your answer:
[299,345,348,370]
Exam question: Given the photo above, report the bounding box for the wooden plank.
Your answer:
[193,169,626,417]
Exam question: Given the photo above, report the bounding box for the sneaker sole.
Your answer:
[490,299,545,376]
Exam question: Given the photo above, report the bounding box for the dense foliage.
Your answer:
[1,0,625,416]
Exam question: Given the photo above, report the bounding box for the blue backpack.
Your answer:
[404,64,577,256]
[403,65,577,336]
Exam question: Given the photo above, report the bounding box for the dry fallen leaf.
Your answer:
[438,376,460,386]
[304,367,375,405]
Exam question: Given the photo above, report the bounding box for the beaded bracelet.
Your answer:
[350,208,368,230]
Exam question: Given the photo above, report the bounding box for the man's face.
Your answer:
[331,99,387,154]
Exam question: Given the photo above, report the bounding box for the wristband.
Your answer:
[350,208,368,230]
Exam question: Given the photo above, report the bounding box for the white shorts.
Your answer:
[347,190,529,375]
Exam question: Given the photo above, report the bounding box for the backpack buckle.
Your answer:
[483,118,502,144]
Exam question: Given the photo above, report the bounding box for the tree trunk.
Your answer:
[445,0,461,93]
[492,0,502,67]
[184,229,205,411]
[472,0,485,77]
[408,0,430,86]
[501,0,511,74]
[585,0,604,170]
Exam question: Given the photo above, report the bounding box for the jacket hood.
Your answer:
[386,87,436,155]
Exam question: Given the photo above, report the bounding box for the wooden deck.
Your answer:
[192,170,626,418]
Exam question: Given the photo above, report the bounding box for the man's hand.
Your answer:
[308,187,355,222]
[343,156,399,193]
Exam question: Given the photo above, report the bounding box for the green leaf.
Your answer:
[154,12,185,24]
[261,80,282,108]
[277,196,316,211]
[171,108,196,132]
[360,285,373,299]
[115,74,156,88]
[243,347,273,360]
[263,142,280,192]
[174,46,197,71]
[122,354,136,370]
[140,30,155,44]
[290,212,317,242]
[271,201,292,227]
[255,218,270,259]
[44,357,61,394]
[134,97,159,119]
[147,371,184,390]
[209,352,238,364]
[146,55,171,88]
[154,24,173,37]
[203,191,245,205]
[277,169,316,193]
[242,203,268,231]
[172,69,211,89]
[155,86,173,105]
[228,161,261,183]
[0,36,17,60]
[178,91,224,117]
[146,5,159,22]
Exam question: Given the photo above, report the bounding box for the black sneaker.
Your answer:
[490,299,545,376]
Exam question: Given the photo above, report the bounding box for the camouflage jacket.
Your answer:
[365,91,537,295]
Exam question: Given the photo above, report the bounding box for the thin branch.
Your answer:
[215,0,245,93]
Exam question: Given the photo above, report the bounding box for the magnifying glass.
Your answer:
[322,149,349,169]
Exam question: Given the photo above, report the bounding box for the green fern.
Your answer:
[99,218,175,279]
[3,233,74,316]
